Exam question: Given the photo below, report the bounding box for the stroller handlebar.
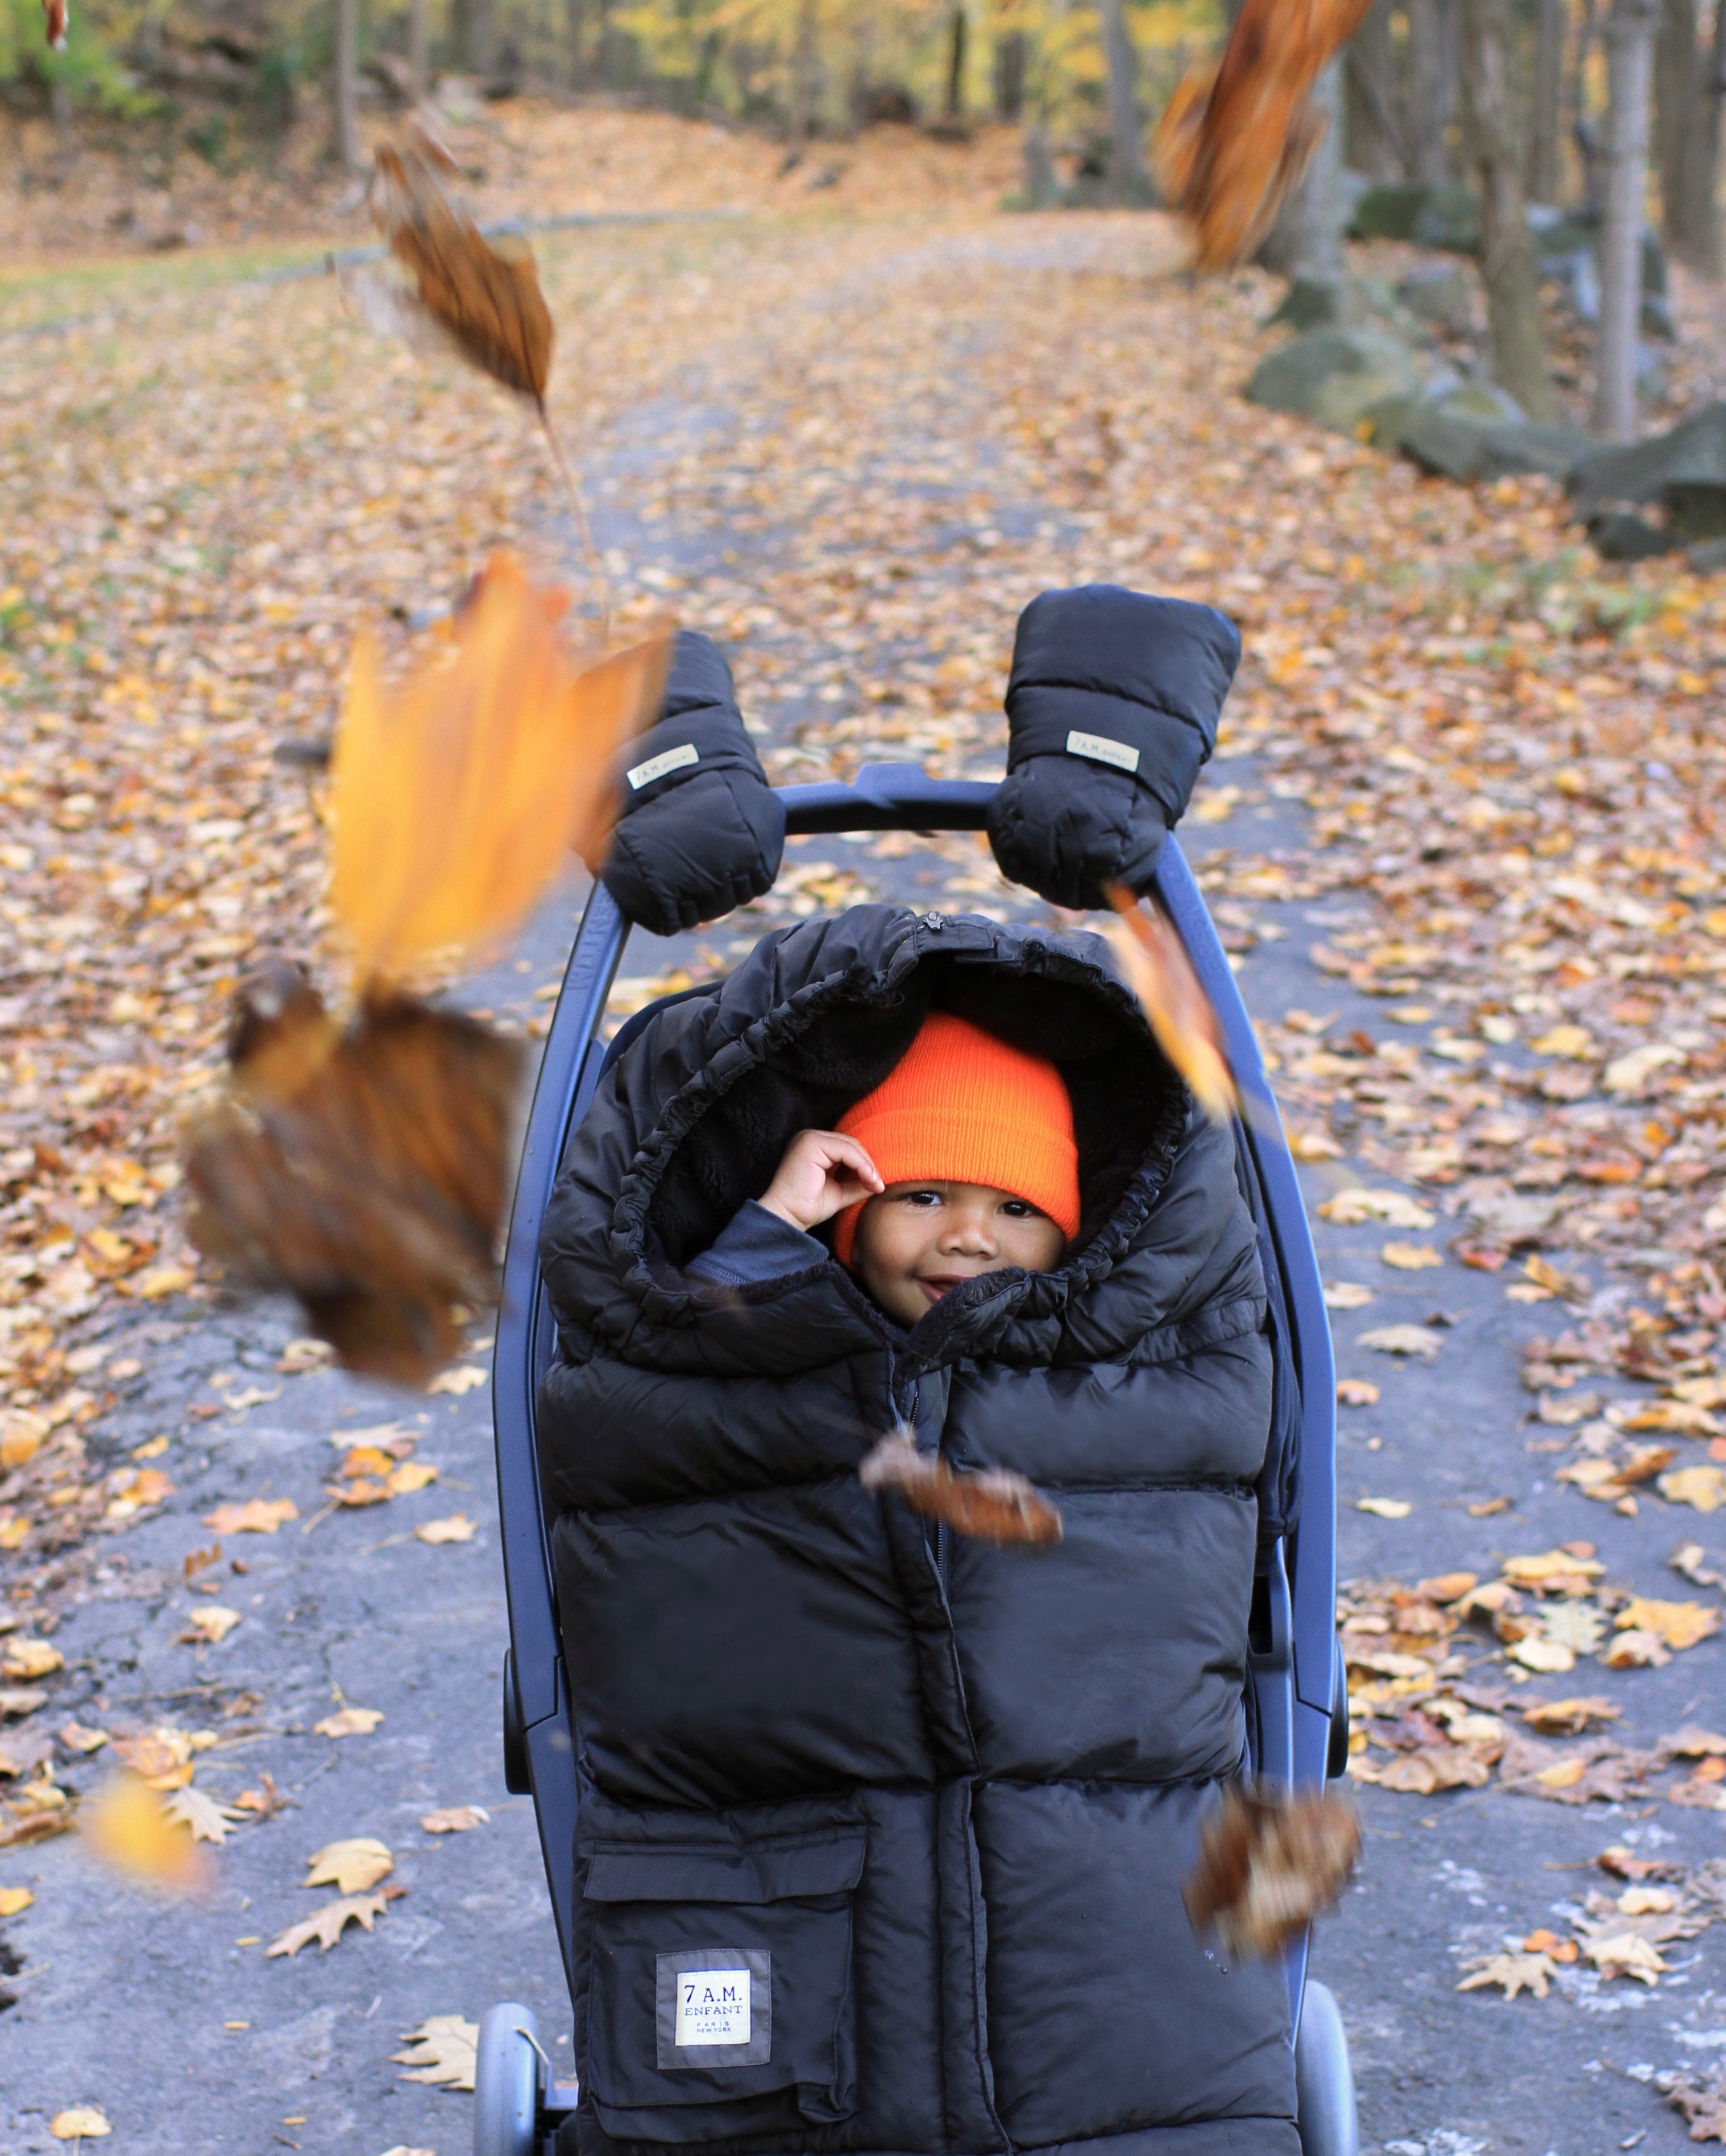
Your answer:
[781,762,995,834]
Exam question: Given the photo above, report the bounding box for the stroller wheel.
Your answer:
[474,2001,543,2156]
[1295,1980,1358,2156]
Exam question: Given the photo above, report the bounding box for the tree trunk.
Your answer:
[790,0,819,141]
[1656,0,1707,260]
[1100,0,1150,200]
[335,0,362,170]
[1346,0,1403,176]
[1258,59,1346,283]
[563,0,583,85]
[1527,0,1565,200]
[1699,0,1726,275]
[1461,0,1559,419]
[993,29,1027,120]
[409,0,428,97]
[945,0,966,117]
[1406,0,1460,178]
[1594,0,1661,437]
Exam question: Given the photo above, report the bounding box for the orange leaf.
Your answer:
[327,554,670,981]
[1151,0,1374,269]
[859,1429,1062,1547]
[1103,888,1237,1123]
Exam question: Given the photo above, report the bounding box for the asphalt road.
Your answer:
[4,215,1723,2156]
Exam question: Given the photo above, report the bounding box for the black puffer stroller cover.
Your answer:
[536,903,1297,2155]
[597,629,786,936]
[987,583,1242,910]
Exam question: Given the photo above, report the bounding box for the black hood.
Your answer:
[543,905,1258,1381]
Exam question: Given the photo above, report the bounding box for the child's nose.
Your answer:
[942,1207,997,1253]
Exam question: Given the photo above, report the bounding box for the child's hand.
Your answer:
[758,1129,885,1233]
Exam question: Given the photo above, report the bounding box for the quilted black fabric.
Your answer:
[598,630,785,936]
[987,584,1242,910]
[537,906,1296,2156]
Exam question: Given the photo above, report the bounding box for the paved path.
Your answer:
[4,209,1723,2156]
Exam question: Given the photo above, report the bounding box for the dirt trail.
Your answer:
[2,181,1724,2155]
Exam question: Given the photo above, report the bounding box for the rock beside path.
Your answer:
[1245,328,1425,436]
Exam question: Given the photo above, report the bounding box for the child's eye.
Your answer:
[901,1190,944,1208]
[999,1199,1039,1219]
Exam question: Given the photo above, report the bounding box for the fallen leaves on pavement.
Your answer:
[305,1837,395,1892]
[201,1498,298,1535]
[48,2111,111,2143]
[0,1884,34,1914]
[267,1888,396,1958]
[1342,1561,1726,1800]
[421,1805,488,1833]
[416,1513,476,1544]
[164,1788,247,1846]
[1459,1846,1726,2003]
[313,1707,384,1739]
[394,2014,480,2090]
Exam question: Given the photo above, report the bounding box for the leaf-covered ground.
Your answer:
[2,110,1726,2153]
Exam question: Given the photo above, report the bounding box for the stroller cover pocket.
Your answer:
[581,1827,865,2143]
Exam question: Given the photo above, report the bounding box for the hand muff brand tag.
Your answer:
[655,1947,772,2070]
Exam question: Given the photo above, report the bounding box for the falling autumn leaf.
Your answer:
[859,1428,1063,1546]
[305,1837,394,1892]
[81,1773,208,1893]
[183,964,526,1386]
[1151,0,1374,268]
[314,1708,384,1739]
[1103,888,1235,1123]
[202,1499,300,1535]
[328,555,669,981]
[267,1889,394,1958]
[1182,1784,1360,1958]
[394,2014,480,2090]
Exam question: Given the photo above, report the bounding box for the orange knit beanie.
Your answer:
[832,1011,1080,1268]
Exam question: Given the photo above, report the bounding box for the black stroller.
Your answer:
[480,762,1356,2156]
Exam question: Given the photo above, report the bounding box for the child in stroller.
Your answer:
[484,586,1354,2156]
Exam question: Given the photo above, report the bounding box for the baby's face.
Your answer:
[852,1180,1067,1327]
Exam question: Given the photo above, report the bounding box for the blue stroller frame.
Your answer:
[482,764,1356,2156]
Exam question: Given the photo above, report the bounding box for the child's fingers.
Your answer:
[816,1132,883,1191]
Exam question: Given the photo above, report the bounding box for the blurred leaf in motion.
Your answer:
[42,0,67,48]
[1183,1783,1360,1958]
[1104,888,1237,1123]
[359,124,603,588]
[82,1773,209,1893]
[860,1428,1063,1547]
[1152,0,1374,269]
[373,123,553,406]
[182,961,526,1385]
[329,555,669,982]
